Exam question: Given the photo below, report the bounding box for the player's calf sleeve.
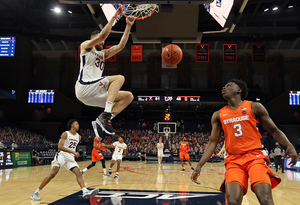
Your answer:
[87,162,96,169]
[101,159,106,168]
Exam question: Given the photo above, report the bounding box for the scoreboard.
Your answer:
[0,36,16,57]
[289,91,300,105]
[137,96,201,102]
[28,90,55,103]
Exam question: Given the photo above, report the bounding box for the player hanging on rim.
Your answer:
[81,136,111,177]
[75,7,135,140]
[102,136,127,179]
[177,136,194,172]
[30,119,99,201]
[190,79,298,205]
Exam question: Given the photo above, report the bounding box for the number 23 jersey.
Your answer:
[219,100,262,155]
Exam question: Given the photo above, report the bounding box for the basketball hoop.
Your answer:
[120,4,159,20]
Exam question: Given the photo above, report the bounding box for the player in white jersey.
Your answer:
[30,119,99,201]
[102,136,127,179]
[75,7,135,139]
[156,137,164,165]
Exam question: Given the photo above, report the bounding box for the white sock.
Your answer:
[36,188,41,194]
[103,169,107,174]
[104,101,114,113]
[83,168,87,172]
[116,172,119,175]
[82,187,88,193]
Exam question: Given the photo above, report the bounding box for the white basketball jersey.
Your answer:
[78,47,105,83]
[62,131,80,154]
[157,143,163,150]
[113,141,127,156]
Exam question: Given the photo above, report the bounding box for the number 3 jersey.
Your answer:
[61,131,80,156]
[78,47,105,83]
[219,100,262,155]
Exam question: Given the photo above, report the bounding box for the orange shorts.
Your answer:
[92,150,104,162]
[179,152,190,160]
[220,150,281,195]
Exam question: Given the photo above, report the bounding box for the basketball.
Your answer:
[161,44,183,66]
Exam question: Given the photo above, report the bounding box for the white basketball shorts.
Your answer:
[51,151,79,170]
[157,149,163,157]
[112,154,123,161]
[75,77,109,108]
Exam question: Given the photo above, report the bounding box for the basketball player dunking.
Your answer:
[191,79,298,205]
[31,120,98,201]
[156,137,164,165]
[75,7,135,139]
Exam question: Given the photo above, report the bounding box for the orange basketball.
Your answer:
[161,44,183,66]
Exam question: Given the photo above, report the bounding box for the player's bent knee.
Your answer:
[117,75,125,84]
[126,92,134,103]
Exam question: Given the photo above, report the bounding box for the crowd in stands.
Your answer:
[0,126,57,151]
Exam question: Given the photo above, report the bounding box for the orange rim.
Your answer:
[120,4,157,20]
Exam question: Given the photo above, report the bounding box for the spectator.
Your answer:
[32,149,40,166]
[0,140,7,149]
[273,142,285,173]
[11,140,18,150]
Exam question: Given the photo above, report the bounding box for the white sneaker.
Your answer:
[103,173,111,177]
[31,191,40,201]
[114,174,119,179]
[82,188,99,199]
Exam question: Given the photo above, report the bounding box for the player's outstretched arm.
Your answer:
[102,143,114,149]
[58,132,79,158]
[252,102,298,166]
[103,15,135,59]
[191,111,222,184]
[81,7,122,52]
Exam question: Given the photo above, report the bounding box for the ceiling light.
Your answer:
[272,7,278,11]
[264,8,269,12]
[51,7,61,13]
[288,5,293,8]
[68,10,72,13]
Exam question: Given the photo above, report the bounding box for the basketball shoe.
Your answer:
[114,174,119,179]
[92,121,106,141]
[191,167,195,170]
[181,168,185,172]
[96,112,115,135]
[31,191,41,201]
[82,188,99,199]
[109,168,112,175]
[103,173,111,177]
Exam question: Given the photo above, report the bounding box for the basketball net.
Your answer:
[120,4,159,20]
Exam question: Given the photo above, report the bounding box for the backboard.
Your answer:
[157,122,176,134]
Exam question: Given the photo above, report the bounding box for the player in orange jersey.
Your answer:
[81,136,111,177]
[178,136,194,172]
[191,79,297,205]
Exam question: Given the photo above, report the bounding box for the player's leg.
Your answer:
[109,159,116,175]
[101,158,110,176]
[179,152,185,171]
[248,159,275,205]
[253,183,274,205]
[97,75,129,135]
[187,159,194,170]
[82,150,100,174]
[71,166,99,199]
[225,183,244,205]
[114,159,122,179]
[31,160,61,200]
[224,163,248,205]
[111,90,134,117]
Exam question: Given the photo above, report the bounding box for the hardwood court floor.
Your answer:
[0,161,299,204]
